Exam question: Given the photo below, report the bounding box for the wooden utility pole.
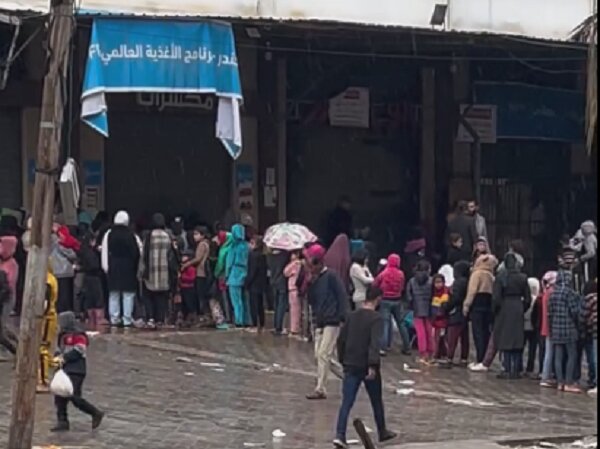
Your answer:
[8,0,74,447]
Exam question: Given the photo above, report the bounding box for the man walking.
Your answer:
[305,244,347,400]
[333,286,397,448]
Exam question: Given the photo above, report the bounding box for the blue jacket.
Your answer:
[226,224,249,287]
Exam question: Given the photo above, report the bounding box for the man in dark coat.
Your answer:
[447,201,478,257]
[101,211,141,327]
[492,253,531,379]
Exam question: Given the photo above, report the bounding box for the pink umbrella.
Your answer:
[264,223,317,251]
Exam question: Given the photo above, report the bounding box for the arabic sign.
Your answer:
[456,104,497,144]
[81,19,243,159]
[136,92,215,112]
[328,87,370,129]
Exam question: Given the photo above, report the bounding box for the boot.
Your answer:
[87,310,97,330]
[92,411,105,430]
[95,309,109,327]
[50,420,70,432]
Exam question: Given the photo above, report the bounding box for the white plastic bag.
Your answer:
[50,369,73,397]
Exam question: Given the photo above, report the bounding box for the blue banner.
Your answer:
[81,19,243,159]
[473,82,584,143]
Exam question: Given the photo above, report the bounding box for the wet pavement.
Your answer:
[0,327,597,449]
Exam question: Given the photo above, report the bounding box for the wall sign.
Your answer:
[328,87,370,129]
[456,104,498,144]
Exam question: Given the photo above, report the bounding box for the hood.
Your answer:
[414,270,430,285]
[473,254,498,273]
[58,311,83,333]
[581,220,597,235]
[0,236,18,259]
[438,264,454,287]
[231,224,245,241]
[387,254,401,268]
[114,210,130,226]
[453,260,471,279]
[528,278,541,299]
[555,270,574,288]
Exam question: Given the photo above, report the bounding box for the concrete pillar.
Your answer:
[449,60,473,206]
[420,67,436,237]
[276,58,287,223]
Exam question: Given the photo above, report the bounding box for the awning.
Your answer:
[81,19,243,159]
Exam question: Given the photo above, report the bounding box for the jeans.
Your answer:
[314,326,342,394]
[502,350,521,376]
[108,290,135,326]
[554,342,577,385]
[471,310,492,363]
[55,373,100,422]
[379,300,410,352]
[582,338,597,387]
[335,370,386,441]
[274,288,288,333]
[541,336,555,381]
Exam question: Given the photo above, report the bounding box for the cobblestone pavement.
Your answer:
[0,328,597,449]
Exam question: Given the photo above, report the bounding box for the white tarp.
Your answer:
[0,0,594,41]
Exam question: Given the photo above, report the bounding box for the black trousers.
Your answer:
[55,373,99,422]
[248,290,265,328]
[523,330,539,373]
[195,278,208,315]
[143,289,169,323]
[181,287,197,318]
[0,305,17,355]
[57,277,74,314]
[471,310,492,364]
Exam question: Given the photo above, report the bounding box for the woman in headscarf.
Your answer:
[101,211,141,328]
[324,234,352,295]
[492,253,531,379]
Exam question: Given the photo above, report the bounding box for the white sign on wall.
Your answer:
[456,104,497,144]
[328,87,370,129]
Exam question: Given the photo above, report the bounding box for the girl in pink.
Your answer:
[0,236,19,314]
[284,251,302,336]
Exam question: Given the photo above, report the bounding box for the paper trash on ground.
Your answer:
[184,372,195,377]
[175,357,193,363]
[200,362,225,368]
[272,429,286,438]
[402,363,422,373]
[398,380,416,386]
[395,388,415,396]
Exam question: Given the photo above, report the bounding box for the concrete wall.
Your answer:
[2,0,593,40]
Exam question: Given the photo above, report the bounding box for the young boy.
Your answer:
[334,286,397,449]
[180,251,198,326]
[51,311,104,432]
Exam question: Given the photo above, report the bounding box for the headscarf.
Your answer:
[438,264,454,287]
[114,210,130,226]
[324,234,351,287]
[215,233,233,278]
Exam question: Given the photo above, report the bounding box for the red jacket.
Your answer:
[57,226,81,252]
[179,266,196,289]
[374,254,406,299]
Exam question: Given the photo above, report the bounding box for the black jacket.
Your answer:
[337,308,383,373]
[246,249,268,293]
[493,270,531,351]
[447,246,471,266]
[447,214,477,256]
[308,269,347,328]
[267,251,289,291]
[447,261,471,326]
[106,226,140,292]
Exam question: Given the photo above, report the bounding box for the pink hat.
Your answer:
[306,244,326,262]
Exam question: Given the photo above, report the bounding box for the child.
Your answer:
[51,311,104,432]
[447,233,470,265]
[77,233,106,329]
[373,254,410,356]
[180,252,198,326]
[446,261,471,366]
[407,260,433,364]
[431,274,450,365]
[284,250,302,337]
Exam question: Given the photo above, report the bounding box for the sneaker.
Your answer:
[540,380,557,388]
[216,323,230,330]
[588,387,597,396]
[50,421,70,432]
[306,391,327,400]
[379,350,388,357]
[92,411,104,430]
[379,430,398,443]
[333,438,349,448]
[564,384,583,394]
[469,363,488,372]
[401,349,412,356]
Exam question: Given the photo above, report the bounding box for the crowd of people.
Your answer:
[0,201,597,441]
